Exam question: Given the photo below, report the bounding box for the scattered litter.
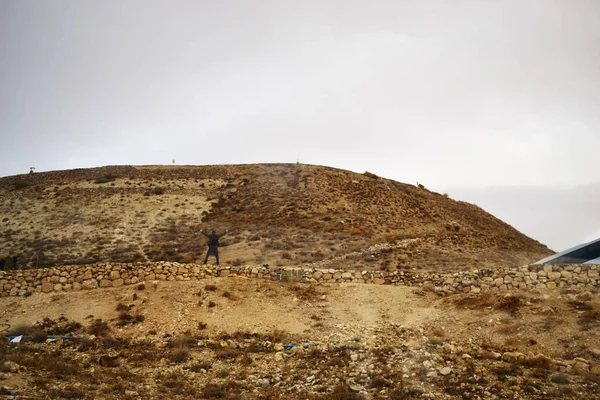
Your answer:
[6,335,72,341]
[283,343,311,350]
[9,335,22,344]
[99,354,122,367]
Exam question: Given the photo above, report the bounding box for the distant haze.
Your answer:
[444,184,600,252]
[1,1,598,251]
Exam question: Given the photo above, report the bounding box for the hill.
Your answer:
[0,164,551,270]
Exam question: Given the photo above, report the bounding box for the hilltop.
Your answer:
[0,164,550,271]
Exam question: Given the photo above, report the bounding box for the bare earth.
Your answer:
[1,278,599,399]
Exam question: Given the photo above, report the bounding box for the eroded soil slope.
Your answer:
[0,164,551,271]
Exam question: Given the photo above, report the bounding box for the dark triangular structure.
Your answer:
[535,237,600,265]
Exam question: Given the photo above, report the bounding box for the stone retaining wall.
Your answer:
[0,262,598,297]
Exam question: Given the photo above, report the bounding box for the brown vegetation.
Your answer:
[0,164,551,271]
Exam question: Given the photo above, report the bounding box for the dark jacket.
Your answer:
[202,232,223,247]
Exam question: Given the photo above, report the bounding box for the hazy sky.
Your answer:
[1,1,599,250]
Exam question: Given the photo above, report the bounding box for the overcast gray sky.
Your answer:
[1,1,599,250]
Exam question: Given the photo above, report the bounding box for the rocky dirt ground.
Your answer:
[1,278,599,399]
[0,164,551,272]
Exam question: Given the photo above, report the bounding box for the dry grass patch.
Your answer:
[453,293,525,315]
[87,319,111,337]
[578,310,600,331]
[288,283,321,301]
[169,348,190,363]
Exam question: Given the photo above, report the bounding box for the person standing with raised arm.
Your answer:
[200,229,227,265]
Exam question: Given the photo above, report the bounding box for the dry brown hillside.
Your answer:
[0,164,551,270]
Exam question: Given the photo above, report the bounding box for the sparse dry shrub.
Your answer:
[497,295,524,314]
[87,319,110,337]
[288,283,320,301]
[198,321,208,330]
[230,258,244,266]
[569,301,594,311]
[201,383,227,399]
[136,283,146,290]
[159,371,198,396]
[578,310,600,330]
[522,355,554,371]
[239,353,253,365]
[169,348,189,363]
[326,384,365,400]
[208,301,216,308]
[205,284,218,291]
[493,363,521,381]
[189,361,212,372]
[169,334,196,348]
[350,227,362,235]
[6,324,33,336]
[542,316,563,332]
[117,312,133,325]
[426,337,444,347]
[29,329,48,343]
[426,325,445,338]
[215,369,229,378]
[14,181,30,190]
[50,386,86,399]
[74,337,97,352]
[453,292,497,309]
[18,352,81,380]
[550,373,570,384]
[584,371,600,385]
[94,174,115,184]
[363,171,378,179]
[102,336,127,350]
[454,293,524,315]
[388,386,424,399]
[369,375,392,388]
[116,302,129,312]
[262,329,287,343]
[215,348,239,361]
[496,324,519,335]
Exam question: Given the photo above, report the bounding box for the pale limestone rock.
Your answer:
[99,279,112,288]
[547,272,561,280]
[42,282,54,293]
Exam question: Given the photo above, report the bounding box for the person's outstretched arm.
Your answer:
[200,229,210,238]
[219,230,229,238]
